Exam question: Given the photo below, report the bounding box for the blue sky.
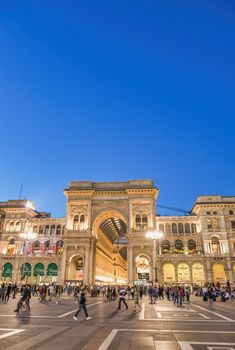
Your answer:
[0,1,235,217]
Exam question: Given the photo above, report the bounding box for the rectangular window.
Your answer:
[231,221,235,229]
[213,211,217,215]
[206,211,211,215]
[229,210,234,215]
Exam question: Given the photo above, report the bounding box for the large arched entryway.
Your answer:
[135,255,151,284]
[67,255,85,284]
[93,211,128,285]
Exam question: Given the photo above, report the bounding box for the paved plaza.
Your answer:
[0,295,235,350]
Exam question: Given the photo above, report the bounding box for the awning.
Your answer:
[47,263,58,276]
[34,263,45,276]
[3,263,13,277]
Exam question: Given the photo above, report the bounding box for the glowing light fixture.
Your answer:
[20,232,37,240]
[145,230,163,240]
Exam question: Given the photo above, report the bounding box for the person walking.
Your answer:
[5,283,12,302]
[133,287,142,312]
[117,288,128,310]
[208,286,215,309]
[73,288,91,321]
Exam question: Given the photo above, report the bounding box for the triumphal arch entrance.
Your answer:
[60,180,158,285]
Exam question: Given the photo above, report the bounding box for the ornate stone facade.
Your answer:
[0,181,235,286]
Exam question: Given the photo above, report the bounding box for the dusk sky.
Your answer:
[1,1,235,217]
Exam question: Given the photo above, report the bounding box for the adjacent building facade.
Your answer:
[0,180,235,286]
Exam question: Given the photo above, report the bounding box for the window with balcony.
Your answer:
[175,239,184,254]
[188,239,197,254]
[7,238,16,255]
[211,236,220,254]
[161,240,170,254]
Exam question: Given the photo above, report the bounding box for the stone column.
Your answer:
[58,246,67,285]
[226,260,233,283]
[127,246,133,285]
[205,260,212,283]
[153,240,156,283]
[89,239,96,285]
[83,246,90,285]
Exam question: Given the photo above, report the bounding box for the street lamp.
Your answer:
[20,231,37,283]
[146,230,163,284]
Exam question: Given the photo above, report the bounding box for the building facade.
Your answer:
[0,180,235,286]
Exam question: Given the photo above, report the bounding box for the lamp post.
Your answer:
[146,230,163,284]
[20,231,37,283]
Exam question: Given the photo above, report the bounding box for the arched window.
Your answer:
[135,214,141,229]
[56,240,63,255]
[159,224,165,233]
[213,218,219,230]
[15,222,21,232]
[33,226,38,233]
[188,239,197,253]
[9,222,15,232]
[185,223,190,235]
[50,225,55,235]
[80,214,85,230]
[44,240,50,250]
[207,218,213,231]
[142,213,148,229]
[165,223,171,235]
[178,223,184,235]
[172,223,177,235]
[73,215,79,230]
[45,225,50,235]
[191,223,197,234]
[211,236,220,254]
[162,240,170,254]
[56,225,61,236]
[175,239,184,253]
[39,225,44,235]
[135,213,148,230]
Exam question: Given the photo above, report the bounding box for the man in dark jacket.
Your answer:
[73,288,91,321]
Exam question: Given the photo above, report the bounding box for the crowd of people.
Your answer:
[0,280,235,318]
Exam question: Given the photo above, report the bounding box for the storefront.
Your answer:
[21,262,32,283]
[47,263,58,283]
[33,263,45,284]
[2,262,13,282]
